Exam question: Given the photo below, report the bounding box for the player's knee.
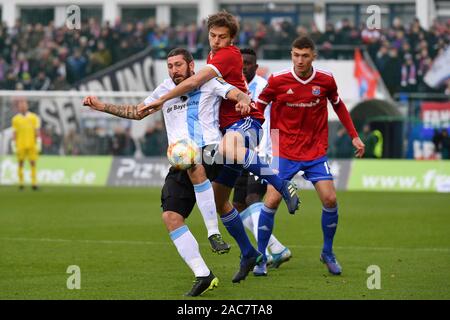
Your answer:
[187,165,207,185]
[216,202,229,215]
[233,202,246,213]
[265,186,282,208]
[162,211,184,232]
[323,194,337,209]
[246,194,262,207]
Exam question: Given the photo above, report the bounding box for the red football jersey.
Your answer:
[206,45,264,129]
[257,67,358,161]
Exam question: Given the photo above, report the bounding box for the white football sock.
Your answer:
[194,180,220,237]
[170,225,210,277]
[239,206,254,235]
[268,235,286,255]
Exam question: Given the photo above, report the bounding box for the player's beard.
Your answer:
[171,70,190,85]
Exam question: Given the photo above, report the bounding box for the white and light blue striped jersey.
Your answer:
[248,74,271,159]
[144,77,235,147]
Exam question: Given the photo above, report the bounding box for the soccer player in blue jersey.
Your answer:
[83,48,254,296]
[233,48,291,275]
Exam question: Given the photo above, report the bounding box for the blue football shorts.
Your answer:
[214,117,264,188]
[271,155,334,183]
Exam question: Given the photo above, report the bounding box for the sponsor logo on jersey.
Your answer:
[286,88,294,94]
[166,103,187,113]
[312,86,321,96]
[286,98,320,108]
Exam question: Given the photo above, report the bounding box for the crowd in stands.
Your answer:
[2,16,448,157]
[0,17,448,94]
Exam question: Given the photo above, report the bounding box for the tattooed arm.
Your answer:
[103,103,144,120]
[82,96,148,120]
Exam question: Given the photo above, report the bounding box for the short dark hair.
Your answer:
[291,36,316,51]
[240,48,257,57]
[207,11,239,39]
[167,48,194,64]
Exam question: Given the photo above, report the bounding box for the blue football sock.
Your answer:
[321,206,338,254]
[257,205,276,261]
[243,149,284,192]
[221,208,257,258]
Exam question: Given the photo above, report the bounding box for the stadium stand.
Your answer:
[0,17,448,93]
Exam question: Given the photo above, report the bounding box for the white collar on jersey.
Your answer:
[290,66,316,85]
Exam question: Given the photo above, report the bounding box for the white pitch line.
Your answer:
[1,237,449,253]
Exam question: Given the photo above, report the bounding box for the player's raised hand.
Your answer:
[352,137,365,158]
[138,98,164,117]
[83,96,105,111]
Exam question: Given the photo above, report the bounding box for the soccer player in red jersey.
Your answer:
[140,11,299,282]
[255,36,365,276]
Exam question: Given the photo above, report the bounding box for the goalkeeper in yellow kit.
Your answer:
[11,98,41,190]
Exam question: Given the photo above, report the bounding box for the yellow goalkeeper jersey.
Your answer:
[12,112,41,149]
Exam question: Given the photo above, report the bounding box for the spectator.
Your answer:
[186,23,199,55]
[66,49,87,83]
[416,49,433,92]
[51,73,70,90]
[41,125,61,155]
[238,23,253,46]
[32,71,51,90]
[148,28,168,58]
[94,127,111,155]
[375,44,389,73]
[336,18,353,45]
[140,121,167,156]
[141,127,158,156]
[309,24,322,44]
[111,127,136,156]
[361,124,383,158]
[383,47,402,96]
[3,71,17,89]
[432,128,443,157]
[441,129,450,160]
[21,72,32,90]
[89,41,112,74]
[400,53,417,92]
[332,127,353,158]
[445,79,450,96]
[63,129,82,155]
[0,57,9,83]
[13,52,29,78]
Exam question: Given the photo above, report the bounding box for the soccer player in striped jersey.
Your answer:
[83,48,253,296]
[254,36,365,276]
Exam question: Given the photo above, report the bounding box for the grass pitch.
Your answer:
[0,186,449,300]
